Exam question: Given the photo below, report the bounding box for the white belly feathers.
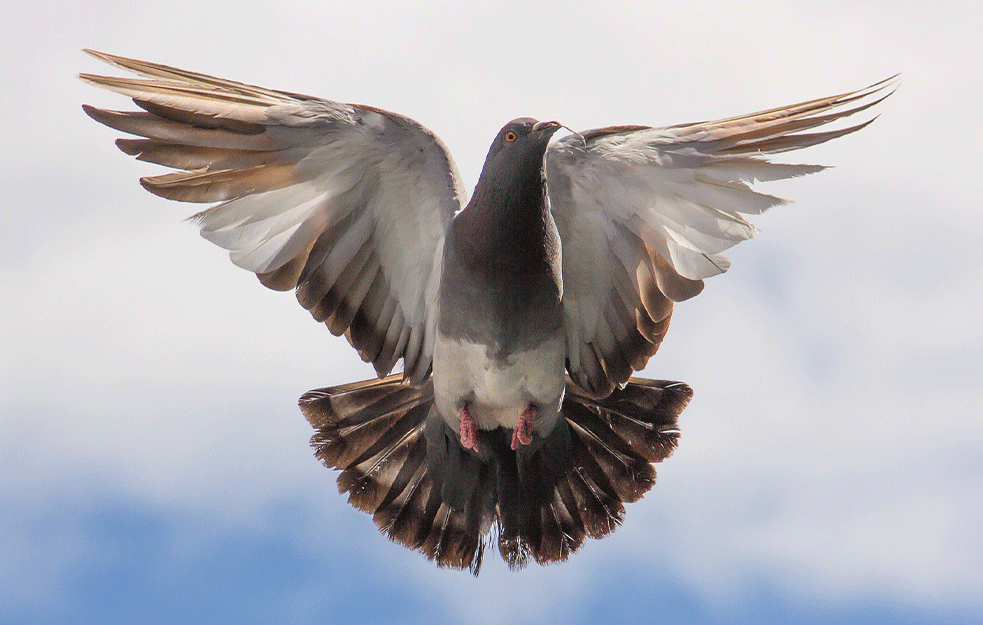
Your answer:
[432,330,566,433]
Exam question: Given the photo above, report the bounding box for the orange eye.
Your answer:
[504,130,517,143]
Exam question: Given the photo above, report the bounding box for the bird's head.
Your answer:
[475,118,562,193]
[486,117,561,161]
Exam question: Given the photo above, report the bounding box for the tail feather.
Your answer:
[342,410,426,514]
[566,448,627,539]
[565,404,656,503]
[299,374,692,574]
[565,378,688,463]
[301,377,492,574]
[302,378,431,468]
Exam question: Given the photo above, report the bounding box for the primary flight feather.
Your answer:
[81,50,893,573]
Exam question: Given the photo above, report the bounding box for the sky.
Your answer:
[2,0,982,623]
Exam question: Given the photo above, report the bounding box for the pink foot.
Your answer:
[511,405,536,450]
[459,406,480,453]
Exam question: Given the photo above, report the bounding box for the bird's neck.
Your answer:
[459,168,553,261]
[439,162,563,354]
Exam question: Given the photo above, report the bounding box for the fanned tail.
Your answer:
[495,377,690,568]
[299,376,494,574]
[300,375,691,573]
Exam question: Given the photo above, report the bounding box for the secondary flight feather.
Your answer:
[81,49,894,573]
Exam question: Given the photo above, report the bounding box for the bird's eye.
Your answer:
[504,130,518,143]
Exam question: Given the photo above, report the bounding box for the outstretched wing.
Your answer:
[81,50,466,384]
[548,77,896,397]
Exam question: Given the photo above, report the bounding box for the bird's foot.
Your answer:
[511,405,536,450]
[459,406,480,453]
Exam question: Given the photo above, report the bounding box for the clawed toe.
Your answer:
[511,405,536,450]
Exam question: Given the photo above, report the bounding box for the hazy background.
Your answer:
[2,1,981,623]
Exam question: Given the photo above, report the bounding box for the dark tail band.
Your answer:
[299,375,691,574]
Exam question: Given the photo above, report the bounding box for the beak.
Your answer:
[532,120,562,134]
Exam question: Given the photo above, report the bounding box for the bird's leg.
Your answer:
[459,405,480,453]
[511,404,536,450]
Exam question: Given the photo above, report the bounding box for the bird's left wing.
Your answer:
[547,77,895,397]
[81,51,467,384]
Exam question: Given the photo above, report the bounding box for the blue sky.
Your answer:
[2,0,982,623]
[7,492,982,625]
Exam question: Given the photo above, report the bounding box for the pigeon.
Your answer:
[81,50,894,573]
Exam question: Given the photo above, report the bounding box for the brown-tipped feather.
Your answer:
[115,138,287,172]
[554,479,588,547]
[309,393,429,469]
[659,76,897,162]
[594,320,633,388]
[566,460,625,540]
[82,105,275,150]
[140,164,298,203]
[648,244,704,303]
[82,49,305,103]
[530,502,570,565]
[325,257,381,337]
[566,378,689,463]
[303,239,375,327]
[370,433,428,518]
[692,92,887,152]
[256,242,314,291]
[567,223,684,398]
[565,403,656,504]
[336,411,427,513]
[301,377,491,574]
[133,97,267,135]
[375,462,431,544]
[299,374,690,573]
[582,124,651,142]
[668,75,897,136]
[345,274,393,364]
[720,117,878,155]
[376,315,410,378]
[82,50,452,387]
[79,73,282,110]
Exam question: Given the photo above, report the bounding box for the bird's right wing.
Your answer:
[548,77,895,397]
[81,51,467,384]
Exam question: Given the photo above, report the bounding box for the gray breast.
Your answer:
[437,211,563,360]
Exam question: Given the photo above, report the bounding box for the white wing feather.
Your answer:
[548,77,896,396]
[82,50,466,384]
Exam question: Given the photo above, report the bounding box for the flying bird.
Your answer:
[81,50,893,574]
